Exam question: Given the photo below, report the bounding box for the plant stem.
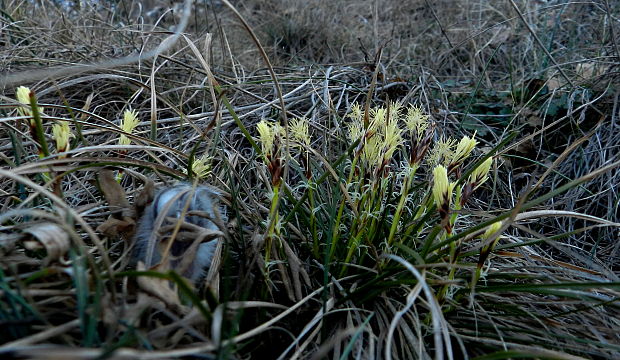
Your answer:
[264,183,281,266]
[308,182,319,258]
[388,167,417,246]
[329,156,357,263]
[29,92,50,158]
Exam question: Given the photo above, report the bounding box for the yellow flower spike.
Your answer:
[52,121,73,153]
[119,109,140,146]
[428,137,456,167]
[469,157,493,186]
[405,106,430,138]
[191,153,212,179]
[290,117,311,147]
[471,220,505,294]
[347,118,364,142]
[383,116,402,159]
[16,86,33,117]
[450,134,478,166]
[433,165,456,233]
[370,106,387,130]
[460,157,494,207]
[348,103,363,123]
[347,103,365,140]
[360,136,382,168]
[432,165,452,209]
[389,101,403,119]
[482,221,503,240]
[257,120,276,158]
[348,120,364,142]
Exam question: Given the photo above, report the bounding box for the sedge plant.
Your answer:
[115,108,140,181]
[254,102,497,308]
[15,86,76,195]
[256,119,284,268]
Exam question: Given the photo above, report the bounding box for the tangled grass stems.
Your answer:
[2,75,619,358]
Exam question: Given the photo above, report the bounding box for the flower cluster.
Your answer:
[254,103,498,282]
[432,152,493,234]
[256,117,313,185]
[343,102,496,237]
[347,102,405,176]
[256,120,284,186]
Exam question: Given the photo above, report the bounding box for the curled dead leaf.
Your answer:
[22,222,70,266]
[96,169,138,242]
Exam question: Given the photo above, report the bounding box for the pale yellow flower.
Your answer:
[347,103,364,122]
[428,137,456,167]
[257,120,277,157]
[405,106,429,138]
[289,117,311,147]
[52,121,73,153]
[191,153,212,179]
[360,136,383,168]
[382,116,402,160]
[370,106,387,131]
[119,109,140,146]
[16,86,32,117]
[348,103,363,123]
[482,221,503,240]
[389,101,403,116]
[348,119,364,142]
[347,103,369,142]
[469,157,493,186]
[432,165,454,209]
[450,135,477,166]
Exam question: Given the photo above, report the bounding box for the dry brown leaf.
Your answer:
[96,170,138,241]
[134,178,155,216]
[136,261,189,315]
[97,169,131,216]
[23,222,70,266]
[520,107,543,127]
[96,217,136,239]
[204,239,223,299]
